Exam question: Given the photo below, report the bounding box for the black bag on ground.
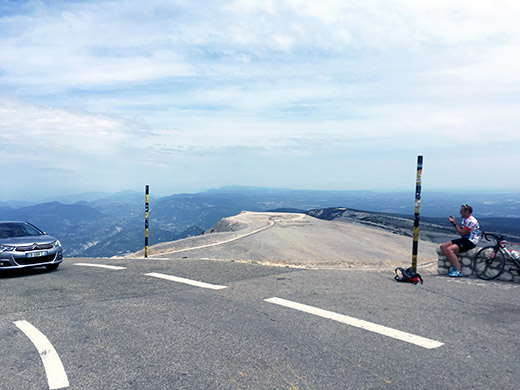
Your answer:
[394,267,423,284]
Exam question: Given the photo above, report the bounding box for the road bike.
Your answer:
[472,232,520,280]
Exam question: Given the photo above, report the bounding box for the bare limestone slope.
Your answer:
[127,211,439,270]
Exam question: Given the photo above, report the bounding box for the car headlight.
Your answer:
[52,240,62,248]
[0,244,15,252]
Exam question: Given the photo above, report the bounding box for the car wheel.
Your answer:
[46,264,60,271]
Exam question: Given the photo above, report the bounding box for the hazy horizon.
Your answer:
[2,184,520,205]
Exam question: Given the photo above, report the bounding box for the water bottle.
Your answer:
[509,249,520,260]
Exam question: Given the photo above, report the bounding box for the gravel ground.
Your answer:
[126,211,439,271]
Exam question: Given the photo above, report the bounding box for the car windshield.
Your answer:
[0,223,45,238]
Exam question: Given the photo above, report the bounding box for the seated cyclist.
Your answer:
[439,204,481,277]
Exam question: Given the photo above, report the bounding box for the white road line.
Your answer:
[14,320,69,390]
[145,272,227,290]
[74,263,126,270]
[264,297,444,350]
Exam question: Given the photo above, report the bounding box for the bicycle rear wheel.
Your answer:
[473,246,505,280]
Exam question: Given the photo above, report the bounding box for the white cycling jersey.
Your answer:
[462,215,480,245]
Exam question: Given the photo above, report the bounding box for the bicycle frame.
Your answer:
[484,233,520,257]
[501,240,520,253]
[472,232,520,280]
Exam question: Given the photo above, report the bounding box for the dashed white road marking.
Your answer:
[145,272,227,290]
[74,263,126,270]
[265,297,444,350]
[14,320,69,390]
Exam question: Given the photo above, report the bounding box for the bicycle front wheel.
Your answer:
[473,246,505,280]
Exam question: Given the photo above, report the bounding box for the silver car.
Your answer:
[0,221,63,271]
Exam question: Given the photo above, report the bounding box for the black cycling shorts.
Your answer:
[452,238,476,252]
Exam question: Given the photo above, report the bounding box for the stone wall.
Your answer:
[437,246,520,283]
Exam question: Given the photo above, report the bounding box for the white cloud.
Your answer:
[0,99,131,157]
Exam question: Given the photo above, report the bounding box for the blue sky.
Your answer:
[1,0,519,201]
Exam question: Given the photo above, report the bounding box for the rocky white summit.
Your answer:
[129,211,439,270]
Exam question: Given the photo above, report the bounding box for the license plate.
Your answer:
[26,251,48,258]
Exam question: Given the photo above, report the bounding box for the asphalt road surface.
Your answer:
[1,257,519,389]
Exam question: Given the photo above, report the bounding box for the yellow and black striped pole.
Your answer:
[145,185,149,258]
[412,156,423,271]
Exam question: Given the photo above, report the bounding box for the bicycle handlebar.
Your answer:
[482,232,504,242]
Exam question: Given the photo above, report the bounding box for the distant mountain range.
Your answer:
[303,207,520,244]
[1,186,518,257]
